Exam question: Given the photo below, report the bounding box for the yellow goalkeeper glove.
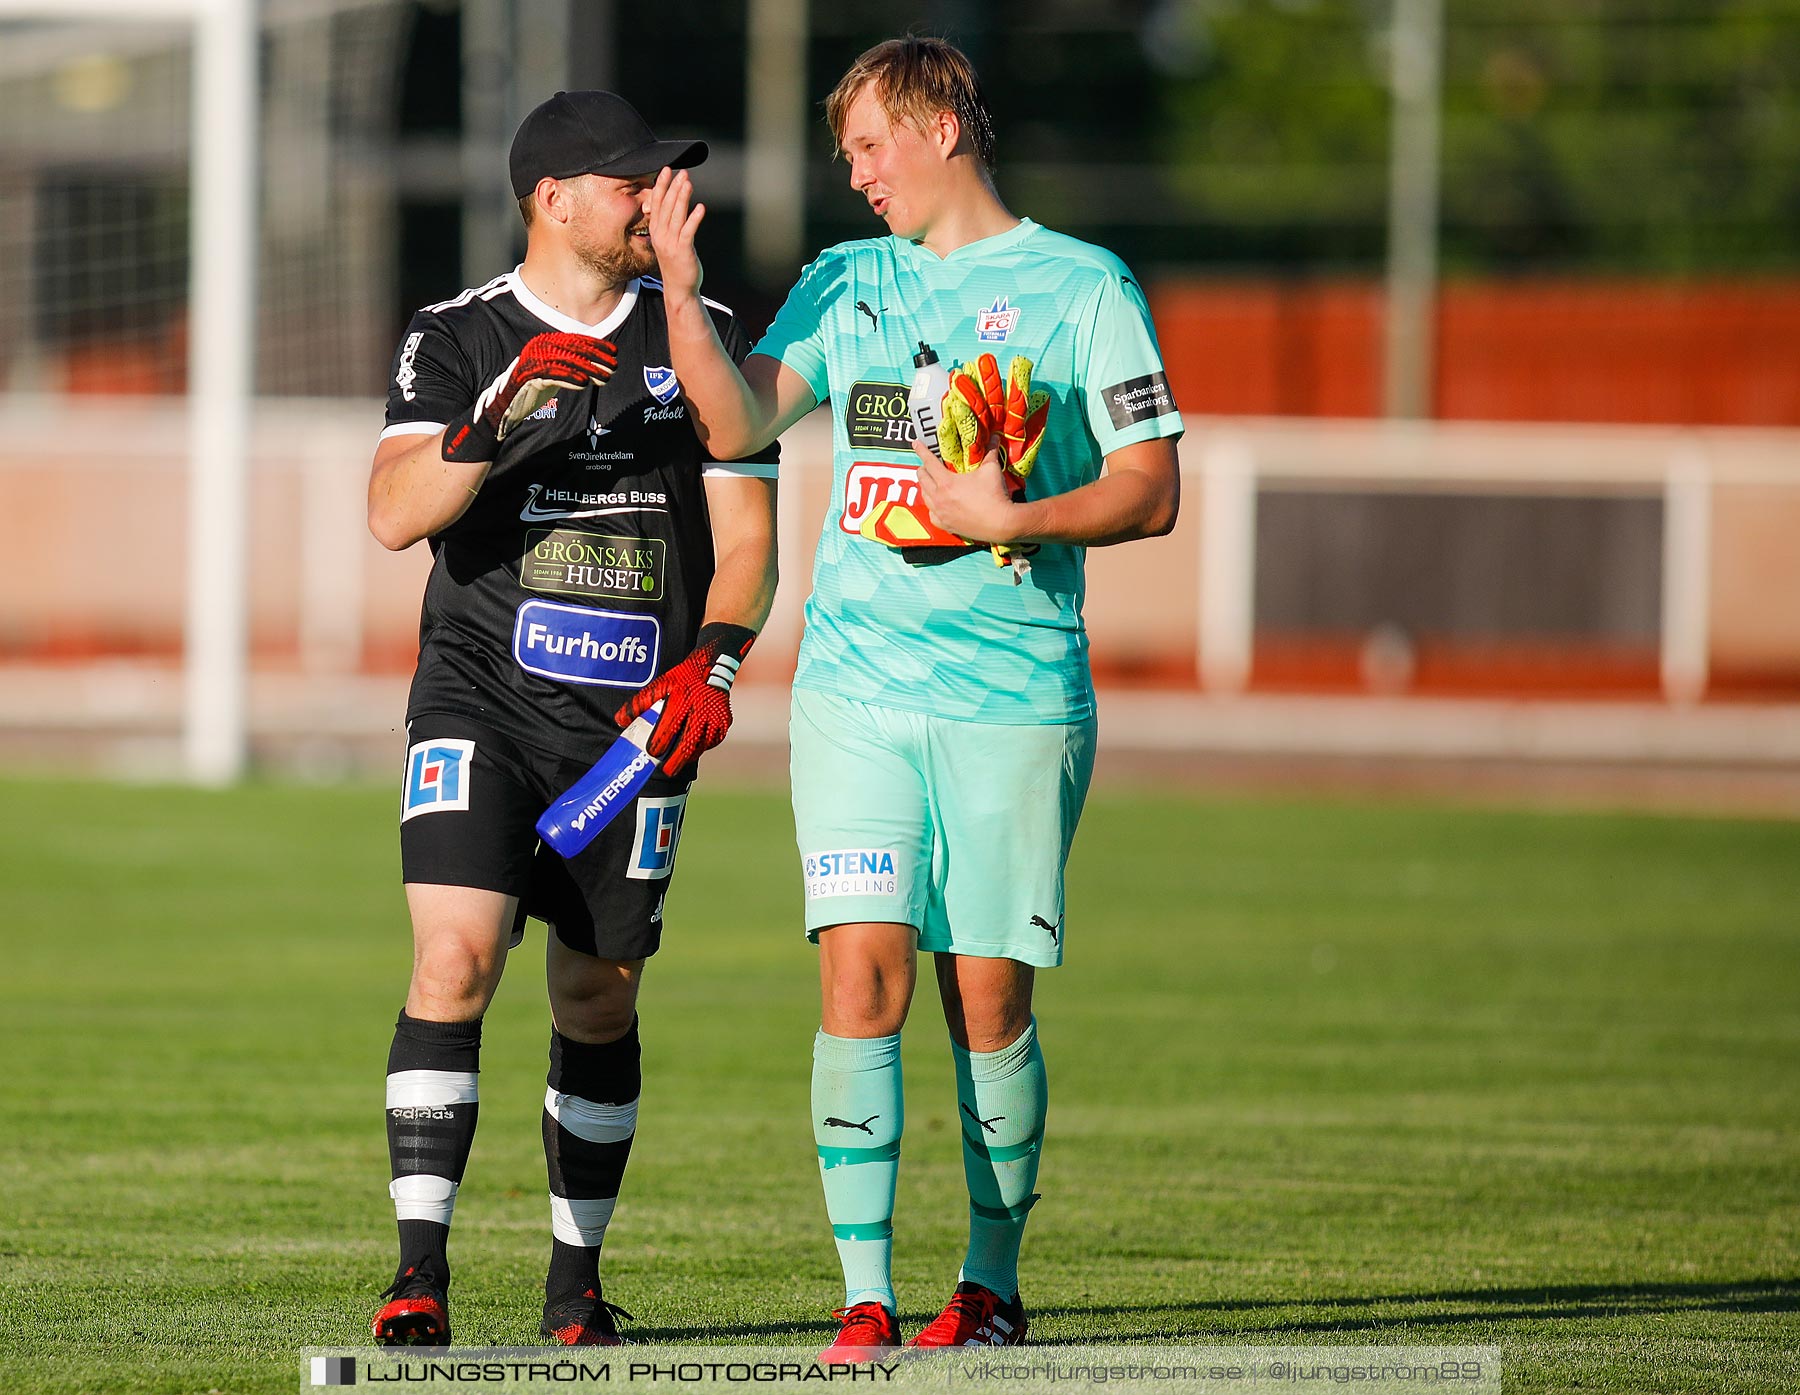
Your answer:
[940,352,1049,566]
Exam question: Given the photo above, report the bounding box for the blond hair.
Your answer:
[825,36,995,170]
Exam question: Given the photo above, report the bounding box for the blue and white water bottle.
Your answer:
[536,702,664,858]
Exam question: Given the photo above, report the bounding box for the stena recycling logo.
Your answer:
[644,364,681,405]
[802,848,900,900]
[511,600,660,688]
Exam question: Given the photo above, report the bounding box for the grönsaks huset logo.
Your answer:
[521,529,664,601]
[644,364,681,404]
[512,601,660,688]
[844,381,916,452]
[402,738,475,822]
[803,849,899,900]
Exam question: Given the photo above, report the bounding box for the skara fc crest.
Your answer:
[643,364,681,405]
[975,295,1021,343]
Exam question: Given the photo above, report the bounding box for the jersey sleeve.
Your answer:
[1075,267,1184,456]
[748,255,835,405]
[701,306,781,479]
[381,311,479,442]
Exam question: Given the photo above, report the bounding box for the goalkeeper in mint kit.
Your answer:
[366,90,775,1347]
[645,36,1182,1354]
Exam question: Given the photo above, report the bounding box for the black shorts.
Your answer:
[398,713,692,960]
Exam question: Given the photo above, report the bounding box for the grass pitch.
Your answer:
[0,776,1795,1393]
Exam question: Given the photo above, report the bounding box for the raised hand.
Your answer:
[443,332,616,463]
[646,167,708,303]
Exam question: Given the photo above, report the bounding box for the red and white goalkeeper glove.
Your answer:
[442,332,617,463]
[612,622,757,776]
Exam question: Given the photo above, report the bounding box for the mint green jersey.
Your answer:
[753,217,1182,724]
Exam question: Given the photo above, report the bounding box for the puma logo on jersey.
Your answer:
[1030,913,1061,943]
[855,300,884,330]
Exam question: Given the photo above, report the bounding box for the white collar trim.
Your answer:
[506,267,639,338]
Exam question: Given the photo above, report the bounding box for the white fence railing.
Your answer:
[1185,417,1799,703]
[1,399,1798,712]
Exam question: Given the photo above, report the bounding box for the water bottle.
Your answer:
[907,341,950,460]
[536,702,664,858]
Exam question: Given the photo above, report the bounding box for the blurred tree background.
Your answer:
[384,0,1800,327]
[1148,0,1800,275]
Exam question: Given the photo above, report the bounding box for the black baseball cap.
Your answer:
[509,91,708,199]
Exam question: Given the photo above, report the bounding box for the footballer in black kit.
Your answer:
[383,270,775,960]
[366,89,779,1351]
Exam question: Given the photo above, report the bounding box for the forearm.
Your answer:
[664,294,772,461]
[368,431,491,550]
[1002,468,1181,548]
[700,531,778,634]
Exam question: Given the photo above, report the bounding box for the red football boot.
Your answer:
[906,1281,1026,1348]
[819,1300,901,1360]
[372,1266,451,1347]
[541,1286,633,1346]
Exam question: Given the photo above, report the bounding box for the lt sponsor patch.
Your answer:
[402,737,474,821]
[512,600,660,688]
[627,792,688,880]
[839,460,919,535]
[844,380,916,452]
[803,848,901,900]
[976,295,1021,343]
[1101,370,1177,430]
[644,364,681,404]
[521,529,664,600]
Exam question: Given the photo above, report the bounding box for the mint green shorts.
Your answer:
[789,687,1097,968]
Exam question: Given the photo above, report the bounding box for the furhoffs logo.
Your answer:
[511,600,660,688]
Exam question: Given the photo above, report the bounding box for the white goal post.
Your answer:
[0,0,257,783]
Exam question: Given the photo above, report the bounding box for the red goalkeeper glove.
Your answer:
[612,622,757,776]
[939,353,1049,568]
[442,332,617,463]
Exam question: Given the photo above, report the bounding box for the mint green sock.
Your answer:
[812,1031,902,1312]
[952,1017,1046,1299]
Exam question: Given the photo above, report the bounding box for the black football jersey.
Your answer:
[381,270,778,761]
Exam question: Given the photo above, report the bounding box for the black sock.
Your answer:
[543,1020,641,1302]
[385,1010,482,1291]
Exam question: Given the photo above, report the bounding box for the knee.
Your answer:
[552,982,639,1045]
[822,962,909,1037]
[410,942,502,1019]
[952,1007,1033,1054]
